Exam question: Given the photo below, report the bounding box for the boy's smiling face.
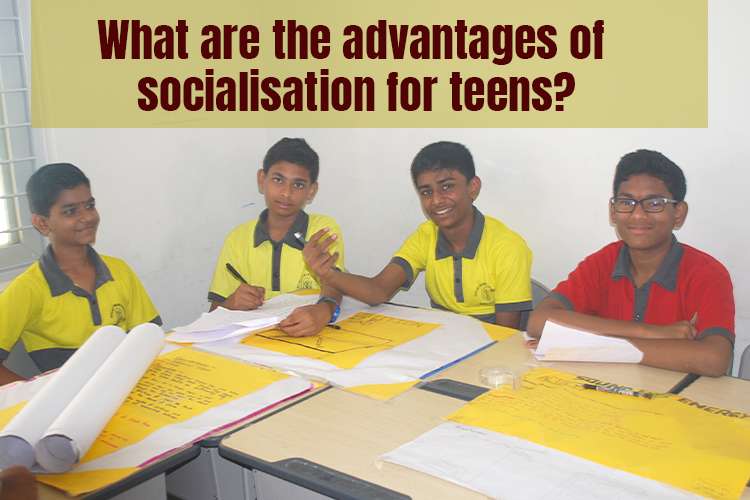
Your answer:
[257,161,318,219]
[610,173,687,253]
[32,184,100,247]
[415,168,480,230]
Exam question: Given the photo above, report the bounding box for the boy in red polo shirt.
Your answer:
[528,150,734,376]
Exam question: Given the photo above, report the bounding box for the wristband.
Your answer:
[317,296,341,324]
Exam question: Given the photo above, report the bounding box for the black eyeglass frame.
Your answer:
[609,196,680,213]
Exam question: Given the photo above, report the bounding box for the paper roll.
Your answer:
[0,325,126,469]
[36,323,165,472]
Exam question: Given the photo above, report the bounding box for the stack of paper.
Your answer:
[535,320,643,363]
[168,293,318,343]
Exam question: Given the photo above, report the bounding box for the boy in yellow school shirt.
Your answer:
[208,138,344,337]
[303,141,532,328]
[0,163,161,385]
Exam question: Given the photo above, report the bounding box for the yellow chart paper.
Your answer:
[243,312,439,369]
[0,401,26,428]
[80,348,290,463]
[347,381,419,401]
[482,323,517,341]
[38,467,139,496]
[449,368,750,499]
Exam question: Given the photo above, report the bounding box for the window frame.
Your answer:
[0,0,46,283]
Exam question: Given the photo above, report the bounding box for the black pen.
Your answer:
[582,383,653,399]
[225,263,248,284]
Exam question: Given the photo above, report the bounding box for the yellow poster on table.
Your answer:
[36,348,301,495]
[449,368,750,499]
[243,312,439,369]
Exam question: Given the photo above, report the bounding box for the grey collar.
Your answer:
[253,209,308,250]
[436,207,484,260]
[611,236,682,291]
[39,245,113,297]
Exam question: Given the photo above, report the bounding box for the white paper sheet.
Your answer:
[199,299,494,388]
[167,294,319,343]
[535,320,643,363]
[0,325,126,469]
[35,323,165,472]
[381,422,698,500]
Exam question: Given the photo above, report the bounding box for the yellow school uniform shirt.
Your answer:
[392,208,532,323]
[208,210,345,302]
[0,245,161,372]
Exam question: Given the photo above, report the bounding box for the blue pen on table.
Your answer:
[582,383,654,399]
[225,263,248,284]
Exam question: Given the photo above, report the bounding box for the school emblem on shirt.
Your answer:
[297,271,317,290]
[475,283,495,305]
[111,304,126,326]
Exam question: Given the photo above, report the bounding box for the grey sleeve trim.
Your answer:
[696,327,735,346]
[390,257,415,291]
[495,301,533,313]
[150,315,163,326]
[0,348,8,361]
[208,291,227,304]
[547,291,574,310]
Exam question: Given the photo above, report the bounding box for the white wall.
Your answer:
[39,2,749,370]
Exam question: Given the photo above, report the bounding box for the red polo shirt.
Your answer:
[550,239,735,343]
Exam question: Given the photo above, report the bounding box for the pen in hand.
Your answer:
[225,263,248,284]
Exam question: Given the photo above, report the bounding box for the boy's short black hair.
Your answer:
[613,149,687,201]
[26,163,90,216]
[262,138,319,183]
[410,141,476,184]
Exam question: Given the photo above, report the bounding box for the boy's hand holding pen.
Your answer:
[223,263,265,310]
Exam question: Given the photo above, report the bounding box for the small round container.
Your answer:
[479,366,519,390]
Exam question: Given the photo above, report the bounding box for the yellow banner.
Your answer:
[243,311,439,369]
[450,368,750,499]
[31,0,706,127]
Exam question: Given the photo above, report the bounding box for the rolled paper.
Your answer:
[0,325,126,469]
[36,323,164,472]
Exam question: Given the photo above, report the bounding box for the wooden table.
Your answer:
[220,388,481,500]
[219,333,725,500]
[434,333,690,393]
[678,375,750,412]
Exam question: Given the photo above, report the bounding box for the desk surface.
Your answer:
[435,333,689,393]
[220,333,750,500]
[221,387,481,500]
[679,375,750,413]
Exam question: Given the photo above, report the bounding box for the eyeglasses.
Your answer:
[609,196,679,213]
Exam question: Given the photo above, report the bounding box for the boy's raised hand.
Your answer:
[303,228,339,282]
[278,303,330,337]
[223,283,265,310]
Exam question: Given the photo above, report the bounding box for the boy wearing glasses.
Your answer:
[528,149,734,376]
